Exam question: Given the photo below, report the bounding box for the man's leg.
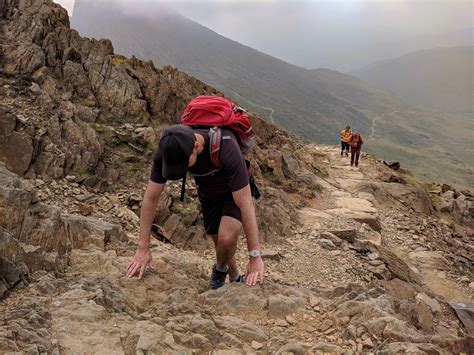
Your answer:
[214,216,242,278]
[210,234,239,279]
[355,150,360,167]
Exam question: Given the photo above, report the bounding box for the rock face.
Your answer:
[0,162,126,297]
[453,193,474,227]
[0,0,218,183]
[358,181,434,215]
[0,108,33,175]
[0,0,308,245]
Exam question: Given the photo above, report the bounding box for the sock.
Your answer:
[215,264,229,273]
[229,272,242,282]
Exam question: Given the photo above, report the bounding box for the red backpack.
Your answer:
[179,95,260,200]
[180,95,255,167]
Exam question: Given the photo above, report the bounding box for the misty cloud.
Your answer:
[57,0,473,71]
[165,0,473,71]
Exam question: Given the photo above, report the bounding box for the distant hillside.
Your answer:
[71,0,474,188]
[71,0,391,143]
[353,47,473,113]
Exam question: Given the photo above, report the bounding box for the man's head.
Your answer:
[345,124,351,130]
[159,125,197,180]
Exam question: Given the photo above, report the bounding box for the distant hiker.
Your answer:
[126,96,264,290]
[349,133,364,167]
[340,125,352,156]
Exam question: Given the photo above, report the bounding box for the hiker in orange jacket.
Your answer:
[349,133,364,167]
[340,125,352,156]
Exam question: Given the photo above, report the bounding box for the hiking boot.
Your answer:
[229,272,245,284]
[210,264,228,290]
[345,151,349,156]
[341,151,343,156]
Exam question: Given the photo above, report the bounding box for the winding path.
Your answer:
[369,111,398,140]
[231,90,275,123]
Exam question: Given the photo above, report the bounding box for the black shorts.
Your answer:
[200,194,242,235]
[341,141,350,151]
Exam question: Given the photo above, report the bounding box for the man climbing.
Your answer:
[126,124,264,289]
[349,132,364,167]
[340,124,352,156]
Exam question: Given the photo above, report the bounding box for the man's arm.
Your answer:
[232,184,264,286]
[126,180,165,279]
[138,181,166,249]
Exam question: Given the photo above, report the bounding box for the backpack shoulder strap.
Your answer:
[180,173,187,202]
[209,127,222,167]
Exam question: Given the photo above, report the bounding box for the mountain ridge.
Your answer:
[353,46,473,113]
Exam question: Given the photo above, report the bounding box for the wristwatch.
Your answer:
[249,250,261,258]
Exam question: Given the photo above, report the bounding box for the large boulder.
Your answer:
[358,182,434,215]
[0,108,34,175]
[0,227,28,298]
[453,193,474,227]
[0,163,126,293]
[256,148,320,197]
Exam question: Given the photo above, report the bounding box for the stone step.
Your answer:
[331,191,351,198]
[335,197,378,214]
[335,178,361,190]
[342,172,365,180]
[325,208,382,231]
[298,208,332,229]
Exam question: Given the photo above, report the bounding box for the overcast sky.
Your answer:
[55,0,473,71]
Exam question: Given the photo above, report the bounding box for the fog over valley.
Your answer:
[57,0,473,72]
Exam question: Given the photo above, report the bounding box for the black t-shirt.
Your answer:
[150,128,249,200]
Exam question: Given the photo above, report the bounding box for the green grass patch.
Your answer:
[402,174,419,186]
[262,170,284,186]
[110,55,126,66]
[80,98,97,107]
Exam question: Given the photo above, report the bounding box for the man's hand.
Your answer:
[126,247,153,279]
[245,256,264,286]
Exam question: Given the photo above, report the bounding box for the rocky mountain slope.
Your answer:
[1,0,473,353]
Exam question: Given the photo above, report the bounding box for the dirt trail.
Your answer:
[231,90,275,123]
[369,111,398,140]
[303,147,473,303]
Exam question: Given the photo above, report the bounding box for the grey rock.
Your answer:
[0,110,34,176]
[320,231,343,246]
[311,341,344,353]
[318,238,337,250]
[319,319,333,332]
[328,229,357,243]
[275,340,304,355]
[344,325,357,340]
[268,295,305,318]
[368,252,379,260]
